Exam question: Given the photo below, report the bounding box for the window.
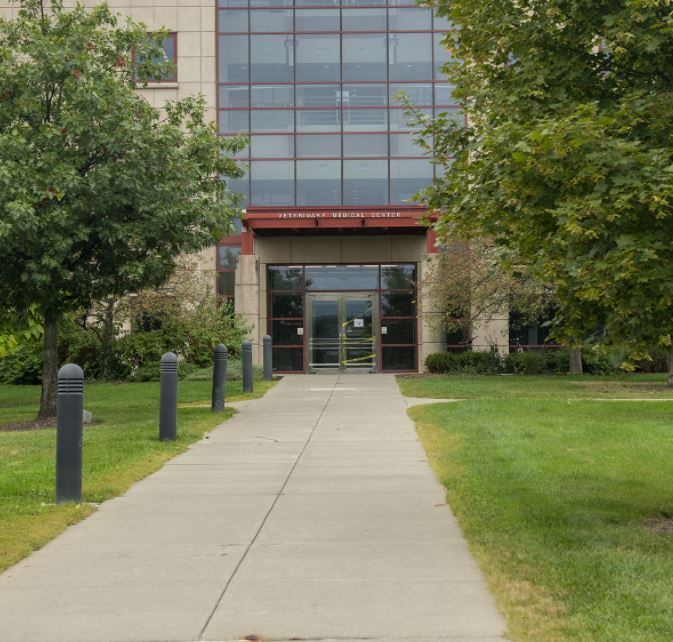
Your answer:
[217,244,241,303]
[137,33,178,83]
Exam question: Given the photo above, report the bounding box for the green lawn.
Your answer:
[0,378,275,573]
[401,374,673,642]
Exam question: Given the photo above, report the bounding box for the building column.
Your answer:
[234,254,261,364]
[472,311,510,354]
[418,253,446,371]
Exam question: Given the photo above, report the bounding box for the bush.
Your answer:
[426,347,620,376]
[426,350,502,374]
[183,359,265,382]
[0,341,43,384]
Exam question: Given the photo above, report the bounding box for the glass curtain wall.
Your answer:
[217,1,458,206]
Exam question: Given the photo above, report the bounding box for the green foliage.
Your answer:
[0,342,43,385]
[421,0,673,356]
[0,0,245,412]
[0,307,43,358]
[425,348,619,375]
[425,350,502,374]
[183,360,265,382]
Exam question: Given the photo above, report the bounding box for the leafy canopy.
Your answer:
[0,0,245,320]
[421,0,673,353]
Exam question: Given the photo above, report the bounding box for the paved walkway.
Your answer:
[0,375,507,642]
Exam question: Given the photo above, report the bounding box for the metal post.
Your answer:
[242,339,253,393]
[263,335,273,381]
[159,352,178,441]
[56,364,84,504]
[211,344,228,412]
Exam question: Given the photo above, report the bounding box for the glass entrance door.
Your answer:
[308,293,377,372]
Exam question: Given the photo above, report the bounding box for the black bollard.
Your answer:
[159,352,178,441]
[211,344,228,412]
[56,364,84,504]
[242,339,253,393]
[263,335,273,381]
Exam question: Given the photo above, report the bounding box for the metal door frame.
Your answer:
[307,292,378,373]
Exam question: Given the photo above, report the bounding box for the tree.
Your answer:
[424,239,554,351]
[420,0,673,379]
[0,0,245,416]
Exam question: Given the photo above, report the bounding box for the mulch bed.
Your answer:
[644,515,673,534]
[0,418,56,432]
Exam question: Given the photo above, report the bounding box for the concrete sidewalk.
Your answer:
[0,375,507,642]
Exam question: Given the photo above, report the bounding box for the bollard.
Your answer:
[56,364,84,503]
[159,352,178,441]
[263,335,273,381]
[242,339,253,393]
[211,344,228,412]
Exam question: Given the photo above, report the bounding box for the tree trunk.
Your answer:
[37,311,59,419]
[99,298,116,379]
[667,344,673,388]
[569,346,583,375]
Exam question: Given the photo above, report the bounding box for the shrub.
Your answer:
[503,349,568,375]
[426,350,502,374]
[0,341,43,384]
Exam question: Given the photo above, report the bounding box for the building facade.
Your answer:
[0,0,511,371]
[215,1,458,372]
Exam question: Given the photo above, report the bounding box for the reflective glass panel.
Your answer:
[297,109,340,132]
[381,291,415,316]
[270,293,304,316]
[251,160,294,204]
[268,266,303,290]
[219,0,248,6]
[435,107,464,127]
[218,272,236,296]
[218,245,241,269]
[296,34,340,81]
[388,8,431,30]
[434,32,453,79]
[297,85,339,108]
[250,134,294,157]
[250,9,293,32]
[250,85,293,108]
[435,84,457,105]
[273,347,304,371]
[341,9,386,31]
[251,0,291,5]
[220,85,249,108]
[389,33,432,80]
[250,109,294,131]
[343,108,387,131]
[297,160,341,206]
[226,174,250,206]
[295,9,339,31]
[270,320,304,344]
[218,36,249,82]
[433,11,453,30]
[219,110,249,132]
[382,346,415,370]
[381,264,416,288]
[390,132,425,156]
[343,34,386,81]
[389,83,433,106]
[305,266,378,290]
[343,0,385,5]
[382,319,416,344]
[218,9,248,32]
[343,160,388,205]
[296,134,341,157]
[343,84,387,107]
[389,107,432,131]
[390,158,433,204]
[251,35,294,82]
[343,134,387,157]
